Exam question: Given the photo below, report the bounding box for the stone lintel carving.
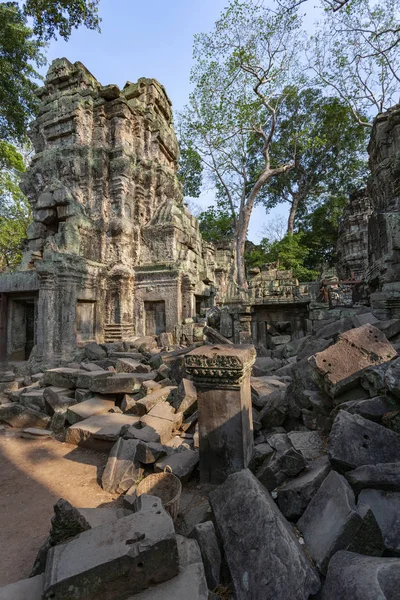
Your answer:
[185,344,256,387]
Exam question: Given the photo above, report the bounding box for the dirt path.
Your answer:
[0,428,119,586]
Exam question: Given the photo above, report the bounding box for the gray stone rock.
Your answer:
[209,469,320,599]
[322,551,400,600]
[89,372,158,394]
[85,342,107,361]
[189,521,221,591]
[131,535,208,600]
[346,463,400,494]
[287,431,325,460]
[78,507,130,528]
[0,403,50,429]
[297,471,367,573]
[257,389,287,428]
[358,489,400,555]
[171,379,197,414]
[42,499,179,600]
[257,447,307,491]
[43,368,82,389]
[361,362,391,397]
[66,413,140,451]
[66,397,115,424]
[136,441,168,464]
[102,438,143,494]
[154,449,199,482]
[277,456,331,521]
[328,410,400,473]
[333,395,400,424]
[385,358,400,398]
[0,574,43,600]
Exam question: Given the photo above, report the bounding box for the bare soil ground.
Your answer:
[0,427,120,586]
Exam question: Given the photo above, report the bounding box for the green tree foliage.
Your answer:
[198,204,235,243]
[23,0,100,41]
[0,140,31,270]
[256,88,369,234]
[178,142,203,198]
[178,0,303,288]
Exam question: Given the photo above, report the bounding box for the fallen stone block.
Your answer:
[116,358,150,373]
[109,351,144,361]
[297,470,379,574]
[43,368,83,389]
[89,372,158,395]
[75,370,110,390]
[376,318,400,340]
[0,403,50,429]
[102,438,143,494]
[322,551,400,600]
[21,427,53,439]
[209,469,320,599]
[147,402,182,426]
[43,387,76,415]
[136,441,169,464]
[42,499,179,600]
[334,395,400,424]
[361,362,391,397]
[257,389,287,428]
[131,387,177,416]
[155,449,199,481]
[257,447,307,491]
[139,414,174,444]
[0,574,43,600]
[385,357,400,398]
[358,489,400,555]
[287,431,325,460]
[66,397,115,424]
[277,455,331,521]
[132,535,208,600]
[141,380,162,395]
[85,342,107,360]
[315,317,354,340]
[80,362,106,372]
[189,521,221,591]
[19,389,46,411]
[327,410,400,473]
[78,507,130,528]
[310,324,397,398]
[66,413,140,451]
[345,463,400,494]
[171,379,197,414]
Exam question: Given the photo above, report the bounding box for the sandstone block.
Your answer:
[155,449,199,481]
[327,410,400,473]
[43,368,83,389]
[66,414,140,451]
[358,489,400,555]
[385,357,400,398]
[0,403,50,429]
[131,387,176,416]
[209,469,320,599]
[42,501,179,600]
[189,521,221,591]
[85,342,107,360]
[89,372,157,394]
[0,574,43,600]
[257,447,307,491]
[345,463,400,494]
[171,379,197,414]
[102,438,143,494]
[66,397,115,424]
[310,324,397,398]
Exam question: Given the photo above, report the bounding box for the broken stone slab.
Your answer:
[189,521,221,591]
[322,551,400,600]
[130,535,208,600]
[375,319,400,340]
[0,574,43,600]
[327,410,400,473]
[385,357,400,398]
[203,325,233,345]
[141,380,162,395]
[42,498,179,600]
[66,413,140,451]
[43,368,83,389]
[21,427,53,439]
[110,351,145,361]
[345,463,400,495]
[170,378,197,415]
[209,469,320,599]
[0,403,50,429]
[88,372,158,395]
[252,356,283,376]
[116,358,151,374]
[19,389,46,411]
[333,395,400,424]
[257,447,307,491]
[139,414,174,444]
[74,370,112,390]
[80,362,106,372]
[358,489,400,555]
[361,362,391,397]
[102,438,143,494]
[257,389,287,428]
[310,324,397,398]
[147,402,182,427]
[84,342,107,360]
[131,387,177,416]
[276,455,331,521]
[136,441,169,464]
[66,397,115,424]
[297,470,381,574]
[287,431,325,461]
[315,317,355,340]
[78,507,130,528]
[43,387,76,415]
[154,449,199,482]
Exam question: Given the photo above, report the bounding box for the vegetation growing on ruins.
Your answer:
[0,0,101,271]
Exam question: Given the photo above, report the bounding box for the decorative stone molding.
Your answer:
[185,344,256,387]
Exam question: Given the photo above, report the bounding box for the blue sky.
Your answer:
[43,0,290,241]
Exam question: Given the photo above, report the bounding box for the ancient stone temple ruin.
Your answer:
[0,59,232,364]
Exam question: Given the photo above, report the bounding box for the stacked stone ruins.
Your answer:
[1,59,400,600]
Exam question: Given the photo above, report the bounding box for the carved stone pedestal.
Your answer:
[186,344,256,484]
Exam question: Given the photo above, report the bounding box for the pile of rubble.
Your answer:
[1,310,400,598]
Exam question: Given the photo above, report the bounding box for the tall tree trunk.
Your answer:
[235,206,252,289]
[287,194,300,235]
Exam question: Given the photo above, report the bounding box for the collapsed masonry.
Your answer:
[0,58,314,366]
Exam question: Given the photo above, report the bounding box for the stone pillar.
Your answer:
[36,273,57,365]
[58,274,79,362]
[0,293,8,363]
[186,344,256,484]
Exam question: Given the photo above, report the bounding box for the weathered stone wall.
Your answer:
[367,104,400,318]
[336,188,372,281]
